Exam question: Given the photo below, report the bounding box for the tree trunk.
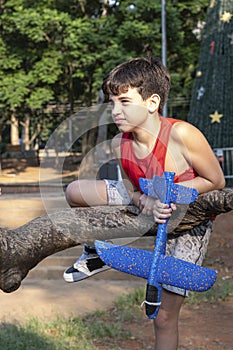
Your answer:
[10,113,19,145]
[0,188,232,294]
[21,113,30,151]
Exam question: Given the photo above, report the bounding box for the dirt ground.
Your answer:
[0,157,232,349]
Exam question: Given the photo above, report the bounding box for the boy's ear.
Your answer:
[148,94,160,113]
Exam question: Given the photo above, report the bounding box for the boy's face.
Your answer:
[109,87,153,132]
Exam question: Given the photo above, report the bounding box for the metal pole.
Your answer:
[161,0,167,67]
[161,0,167,117]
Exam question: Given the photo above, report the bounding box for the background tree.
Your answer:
[0,0,209,153]
[188,0,233,148]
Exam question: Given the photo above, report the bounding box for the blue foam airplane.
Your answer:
[95,172,217,319]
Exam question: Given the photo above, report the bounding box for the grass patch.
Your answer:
[82,288,145,339]
[0,288,145,349]
[0,318,95,350]
[0,281,232,349]
[83,312,131,339]
[113,287,145,321]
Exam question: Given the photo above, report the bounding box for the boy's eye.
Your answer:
[121,99,130,105]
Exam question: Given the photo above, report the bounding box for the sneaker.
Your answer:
[63,244,110,283]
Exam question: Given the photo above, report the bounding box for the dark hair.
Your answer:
[102,56,170,114]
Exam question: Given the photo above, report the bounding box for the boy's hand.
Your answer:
[138,194,176,223]
[152,200,176,224]
[138,194,155,216]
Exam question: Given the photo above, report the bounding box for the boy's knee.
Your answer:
[65,183,73,206]
[65,181,81,207]
[154,311,169,331]
[153,309,178,332]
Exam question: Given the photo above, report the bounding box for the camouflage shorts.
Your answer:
[164,219,213,296]
[104,179,132,205]
[105,179,214,297]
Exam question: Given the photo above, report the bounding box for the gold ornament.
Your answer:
[209,111,223,124]
[220,11,232,23]
[196,70,202,78]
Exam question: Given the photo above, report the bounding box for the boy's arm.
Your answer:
[172,122,225,194]
[152,122,225,224]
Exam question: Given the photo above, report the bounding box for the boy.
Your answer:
[63,56,225,350]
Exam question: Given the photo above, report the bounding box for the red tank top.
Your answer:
[120,117,197,191]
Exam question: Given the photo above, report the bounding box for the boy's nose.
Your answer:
[112,103,122,115]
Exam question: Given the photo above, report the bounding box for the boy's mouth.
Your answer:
[114,118,125,125]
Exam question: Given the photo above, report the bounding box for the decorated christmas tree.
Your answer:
[188,0,233,149]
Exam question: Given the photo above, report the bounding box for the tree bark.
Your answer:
[0,188,232,293]
[10,113,19,146]
[21,113,30,151]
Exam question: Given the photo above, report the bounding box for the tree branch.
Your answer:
[0,188,232,293]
